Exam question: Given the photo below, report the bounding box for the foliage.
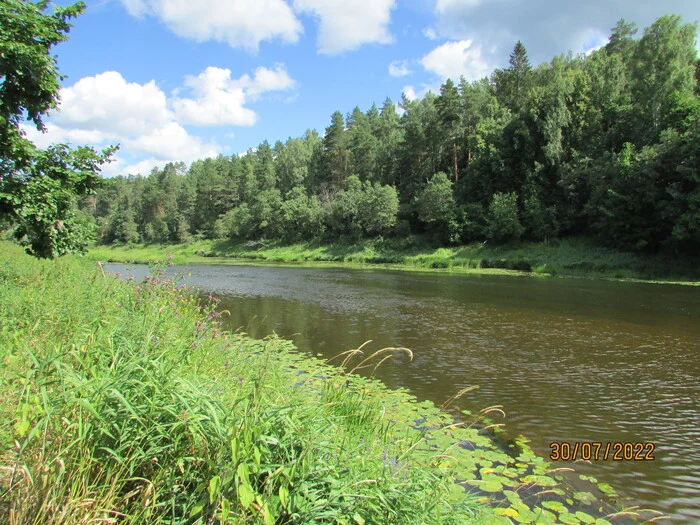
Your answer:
[77,14,698,258]
[487,192,524,243]
[0,242,666,522]
[330,175,399,238]
[0,0,116,258]
[279,187,326,241]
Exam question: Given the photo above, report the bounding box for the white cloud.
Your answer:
[436,0,485,13]
[172,68,256,127]
[57,71,172,136]
[246,64,297,97]
[576,28,609,55]
[401,84,437,102]
[293,0,396,54]
[24,65,296,176]
[402,85,418,101]
[99,157,171,178]
[125,122,218,160]
[172,65,295,126]
[120,0,303,52]
[388,60,412,78]
[420,40,492,82]
[422,27,438,40]
[432,0,700,69]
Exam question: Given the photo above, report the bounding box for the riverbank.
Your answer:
[1,242,655,523]
[88,237,700,285]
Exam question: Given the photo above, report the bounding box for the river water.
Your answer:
[106,263,700,523]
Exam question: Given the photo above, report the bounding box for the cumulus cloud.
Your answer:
[388,60,412,77]
[293,0,396,54]
[57,71,172,136]
[401,84,438,102]
[432,0,700,69]
[26,65,296,176]
[172,65,295,126]
[172,68,256,127]
[420,40,492,82]
[125,122,218,160]
[120,0,302,52]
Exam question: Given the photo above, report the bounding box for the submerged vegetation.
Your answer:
[0,242,661,523]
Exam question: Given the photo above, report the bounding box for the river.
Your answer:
[106,262,700,523]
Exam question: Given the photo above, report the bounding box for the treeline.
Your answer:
[81,15,700,254]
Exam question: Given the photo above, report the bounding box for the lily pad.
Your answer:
[575,511,596,524]
[494,508,519,518]
[559,512,582,525]
[573,491,597,505]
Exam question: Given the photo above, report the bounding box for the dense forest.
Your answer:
[81,15,700,254]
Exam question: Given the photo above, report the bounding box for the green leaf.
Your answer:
[575,511,596,524]
[209,475,220,504]
[238,483,255,509]
[279,486,289,509]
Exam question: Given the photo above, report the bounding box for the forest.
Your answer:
[82,15,700,255]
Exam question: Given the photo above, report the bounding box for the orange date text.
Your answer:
[549,442,655,461]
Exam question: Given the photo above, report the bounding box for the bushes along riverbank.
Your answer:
[87,236,700,284]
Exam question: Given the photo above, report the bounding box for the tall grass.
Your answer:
[1,242,657,524]
[0,243,488,524]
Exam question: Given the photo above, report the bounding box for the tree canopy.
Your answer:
[75,14,698,256]
[0,0,116,258]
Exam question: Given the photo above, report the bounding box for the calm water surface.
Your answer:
[107,263,700,523]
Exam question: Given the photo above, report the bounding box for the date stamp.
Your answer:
[550,442,655,461]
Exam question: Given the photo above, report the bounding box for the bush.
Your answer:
[487,192,524,243]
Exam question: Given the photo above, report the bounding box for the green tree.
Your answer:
[374,98,402,186]
[494,41,532,112]
[631,15,698,144]
[0,0,116,258]
[279,187,325,241]
[487,192,524,242]
[413,172,457,241]
[357,181,399,236]
[436,79,462,181]
[346,107,378,182]
[322,111,350,189]
[605,19,638,58]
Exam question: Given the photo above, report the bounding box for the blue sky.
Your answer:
[23,0,700,177]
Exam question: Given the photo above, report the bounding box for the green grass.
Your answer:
[87,236,700,285]
[0,241,659,523]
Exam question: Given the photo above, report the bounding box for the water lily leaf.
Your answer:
[542,501,565,513]
[513,508,538,523]
[480,480,504,492]
[597,483,617,497]
[559,512,582,525]
[532,509,557,525]
[494,508,518,518]
[575,511,596,524]
[573,491,596,505]
[521,474,558,487]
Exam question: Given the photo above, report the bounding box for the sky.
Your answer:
[21,0,700,177]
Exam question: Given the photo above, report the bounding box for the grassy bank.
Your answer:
[1,242,656,524]
[88,237,700,284]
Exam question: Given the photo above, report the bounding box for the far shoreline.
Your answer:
[87,237,700,287]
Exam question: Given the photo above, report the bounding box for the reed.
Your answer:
[0,241,658,524]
